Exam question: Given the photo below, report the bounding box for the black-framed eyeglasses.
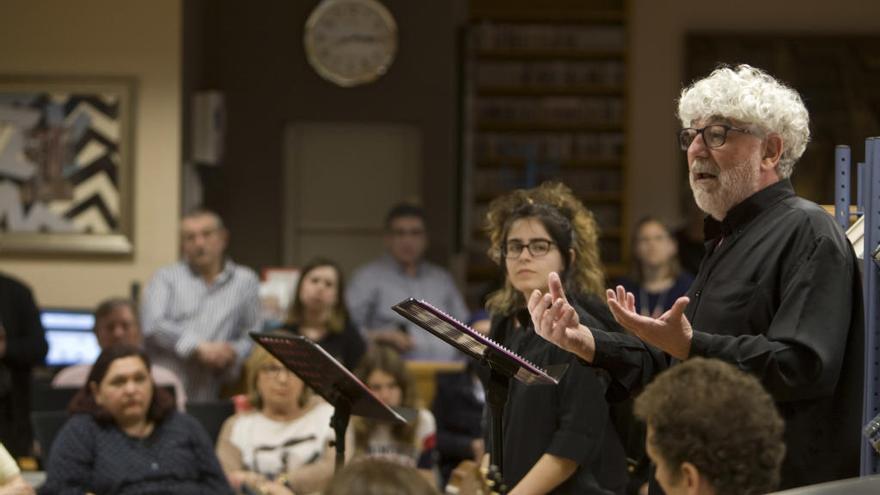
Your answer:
[503,239,556,259]
[679,124,752,150]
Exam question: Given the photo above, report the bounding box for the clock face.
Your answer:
[304,0,398,87]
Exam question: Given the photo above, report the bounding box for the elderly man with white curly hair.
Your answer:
[528,64,864,491]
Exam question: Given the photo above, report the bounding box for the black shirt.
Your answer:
[280,319,366,370]
[486,307,625,494]
[592,180,864,489]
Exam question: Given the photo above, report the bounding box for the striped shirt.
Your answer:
[141,260,261,401]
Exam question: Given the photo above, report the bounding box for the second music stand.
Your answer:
[250,332,406,472]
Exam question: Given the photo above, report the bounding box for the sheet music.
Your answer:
[392,298,563,385]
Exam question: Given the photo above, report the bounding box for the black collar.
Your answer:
[703,179,795,240]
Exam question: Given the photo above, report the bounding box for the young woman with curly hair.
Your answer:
[482,181,627,494]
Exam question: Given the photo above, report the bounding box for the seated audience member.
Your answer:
[39,345,232,494]
[52,298,186,409]
[350,345,437,485]
[613,217,693,494]
[277,257,365,370]
[216,347,335,495]
[0,442,34,495]
[141,208,261,401]
[634,357,786,495]
[346,203,468,360]
[324,458,439,495]
[432,359,485,488]
[618,217,693,319]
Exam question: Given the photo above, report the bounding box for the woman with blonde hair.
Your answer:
[481,181,626,494]
[216,346,335,495]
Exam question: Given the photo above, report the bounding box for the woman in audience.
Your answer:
[481,181,627,494]
[216,346,335,495]
[350,345,437,485]
[618,217,694,318]
[614,217,694,495]
[280,257,366,370]
[39,345,231,494]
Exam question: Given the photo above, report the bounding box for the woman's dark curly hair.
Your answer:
[634,358,786,495]
[484,181,604,316]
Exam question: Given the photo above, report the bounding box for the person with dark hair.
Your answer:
[481,182,627,494]
[0,272,47,459]
[619,218,693,319]
[349,345,437,485]
[52,297,186,409]
[346,202,468,360]
[634,358,786,495]
[141,208,261,401]
[613,218,693,494]
[529,64,863,490]
[278,257,365,370]
[324,458,439,495]
[39,345,232,494]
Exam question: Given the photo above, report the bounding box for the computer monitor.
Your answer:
[41,308,100,367]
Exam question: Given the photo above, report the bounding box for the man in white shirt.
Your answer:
[52,298,186,409]
[141,208,261,401]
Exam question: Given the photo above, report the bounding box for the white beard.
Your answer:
[689,156,761,221]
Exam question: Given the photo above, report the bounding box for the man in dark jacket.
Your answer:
[0,272,48,457]
[529,64,863,491]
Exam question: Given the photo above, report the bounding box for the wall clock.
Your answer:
[304,0,398,87]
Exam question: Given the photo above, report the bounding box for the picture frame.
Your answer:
[0,76,136,256]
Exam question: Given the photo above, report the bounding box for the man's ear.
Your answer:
[762,133,783,169]
[568,248,576,267]
[680,462,705,495]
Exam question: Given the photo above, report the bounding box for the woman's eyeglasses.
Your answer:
[503,239,556,259]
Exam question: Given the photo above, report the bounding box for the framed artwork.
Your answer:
[0,76,135,255]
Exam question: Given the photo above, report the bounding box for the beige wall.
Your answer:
[0,0,181,307]
[629,0,880,229]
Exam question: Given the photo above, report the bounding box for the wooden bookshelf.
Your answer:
[462,1,629,303]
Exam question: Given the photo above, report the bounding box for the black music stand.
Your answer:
[391,298,567,474]
[250,333,406,472]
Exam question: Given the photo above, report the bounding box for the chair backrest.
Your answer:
[31,410,70,464]
[185,399,236,444]
[31,384,177,412]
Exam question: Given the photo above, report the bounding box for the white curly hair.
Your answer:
[677,64,810,179]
